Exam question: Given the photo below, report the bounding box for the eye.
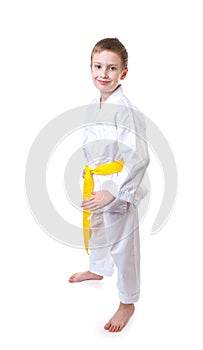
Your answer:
[109,66,117,71]
[94,64,101,69]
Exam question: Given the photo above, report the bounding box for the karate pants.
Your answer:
[89,198,140,304]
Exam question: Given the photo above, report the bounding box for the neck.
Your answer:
[100,84,121,107]
[100,94,108,105]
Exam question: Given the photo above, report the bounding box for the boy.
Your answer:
[69,38,149,332]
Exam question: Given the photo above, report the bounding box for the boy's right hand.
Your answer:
[81,190,115,211]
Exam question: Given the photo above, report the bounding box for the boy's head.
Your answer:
[90,38,128,100]
[91,38,128,70]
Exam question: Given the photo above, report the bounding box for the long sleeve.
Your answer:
[115,106,150,204]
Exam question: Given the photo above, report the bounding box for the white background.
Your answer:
[1,0,203,349]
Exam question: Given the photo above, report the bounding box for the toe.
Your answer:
[108,324,115,332]
[119,322,125,332]
[112,326,117,332]
[104,322,111,330]
[117,325,121,332]
[114,326,119,332]
[68,278,75,283]
[68,273,79,282]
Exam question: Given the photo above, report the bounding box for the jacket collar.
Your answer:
[94,85,124,105]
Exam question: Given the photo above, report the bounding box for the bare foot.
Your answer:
[104,302,135,332]
[68,270,103,283]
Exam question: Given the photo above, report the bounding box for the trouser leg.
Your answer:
[89,212,114,277]
[104,204,140,303]
[88,201,140,303]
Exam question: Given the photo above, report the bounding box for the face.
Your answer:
[91,50,128,100]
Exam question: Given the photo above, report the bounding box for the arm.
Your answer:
[116,106,150,204]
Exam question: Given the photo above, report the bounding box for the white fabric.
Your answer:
[89,203,140,303]
[83,86,150,205]
[82,86,149,303]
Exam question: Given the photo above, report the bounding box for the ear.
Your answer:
[120,68,128,80]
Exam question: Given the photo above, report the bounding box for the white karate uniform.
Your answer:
[83,86,149,303]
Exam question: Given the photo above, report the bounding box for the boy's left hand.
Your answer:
[81,190,115,211]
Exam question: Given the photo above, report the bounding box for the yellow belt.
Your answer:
[83,159,124,254]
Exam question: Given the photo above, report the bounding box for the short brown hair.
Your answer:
[91,38,128,70]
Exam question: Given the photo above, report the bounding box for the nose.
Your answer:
[100,66,108,79]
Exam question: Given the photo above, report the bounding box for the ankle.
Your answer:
[120,302,134,309]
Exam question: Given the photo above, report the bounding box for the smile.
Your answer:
[97,80,111,85]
